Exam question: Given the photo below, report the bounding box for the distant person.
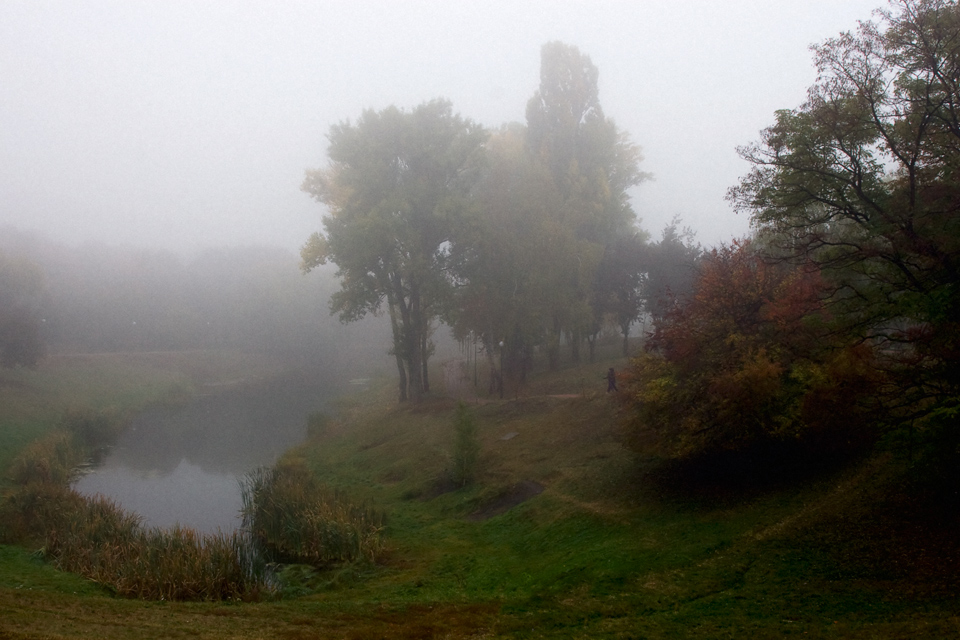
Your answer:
[606,367,618,393]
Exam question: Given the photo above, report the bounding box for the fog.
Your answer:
[2,0,881,253]
[0,225,394,376]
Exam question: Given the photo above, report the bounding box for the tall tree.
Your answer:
[525,41,649,364]
[592,231,648,357]
[447,124,567,386]
[729,0,960,417]
[301,100,485,402]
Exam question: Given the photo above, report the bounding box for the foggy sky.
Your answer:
[1,0,882,253]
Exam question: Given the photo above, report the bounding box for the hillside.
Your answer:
[1,351,958,638]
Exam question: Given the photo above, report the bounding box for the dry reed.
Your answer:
[41,491,273,600]
[240,460,384,567]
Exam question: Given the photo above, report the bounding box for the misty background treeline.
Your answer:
[0,226,389,371]
[2,42,705,396]
[300,42,702,402]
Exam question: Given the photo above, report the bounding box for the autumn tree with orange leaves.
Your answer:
[622,241,880,464]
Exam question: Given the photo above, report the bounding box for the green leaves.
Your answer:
[730,0,960,416]
[301,100,486,401]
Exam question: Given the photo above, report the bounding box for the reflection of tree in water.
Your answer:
[111,370,335,475]
[74,369,341,533]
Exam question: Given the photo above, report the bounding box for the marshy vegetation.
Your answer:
[240,460,384,567]
[0,379,274,601]
[0,351,381,603]
[17,487,272,601]
[4,420,381,602]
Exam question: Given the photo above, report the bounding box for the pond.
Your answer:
[73,369,340,534]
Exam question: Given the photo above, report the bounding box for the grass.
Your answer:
[1,344,959,637]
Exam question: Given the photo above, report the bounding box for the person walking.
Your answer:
[606,367,618,393]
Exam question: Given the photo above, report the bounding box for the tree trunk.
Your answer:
[421,331,430,393]
[548,316,562,371]
[396,355,408,402]
[387,302,407,402]
[570,328,581,363]
[405,287,423,402]
[487,349,500,395]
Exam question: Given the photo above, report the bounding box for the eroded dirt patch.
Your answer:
[467,480,544,521]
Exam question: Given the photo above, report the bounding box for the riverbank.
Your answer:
[1,351,959,638]
[0,350,287,482]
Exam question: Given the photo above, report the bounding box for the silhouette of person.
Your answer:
[606,367,618,392]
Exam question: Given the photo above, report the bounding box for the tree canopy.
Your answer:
[445,42,650,384]
[301,100,486,402]
[623,241,879,463]
[622,0,960,477]
[301,44,656,401]
[729,0,960,414]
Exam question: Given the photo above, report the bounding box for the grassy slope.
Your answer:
[1,351,958,638]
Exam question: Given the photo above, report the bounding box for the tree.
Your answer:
[446,124,561,386]
[301,100,486,402]
[525,41,649,364]
[451,402,480,487]
[0,251,44,367]
[729,0,960,419]
[642,218,702,326]
[446,44,648,383]
[592,231,648,357]
[622,241,879,464]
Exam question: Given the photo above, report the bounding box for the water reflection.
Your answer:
[74,370,334,533]
[74,459,242,532]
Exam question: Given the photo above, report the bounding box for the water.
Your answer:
[74,370,335,534]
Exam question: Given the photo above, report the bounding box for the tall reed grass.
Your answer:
[6,408,119,486]
[240,460,384,567]
[2,406,275,601]
[1,483,274,600]
[45,492,272,600]
[7,430,81,486]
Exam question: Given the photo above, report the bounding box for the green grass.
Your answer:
[1,346,959,637]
